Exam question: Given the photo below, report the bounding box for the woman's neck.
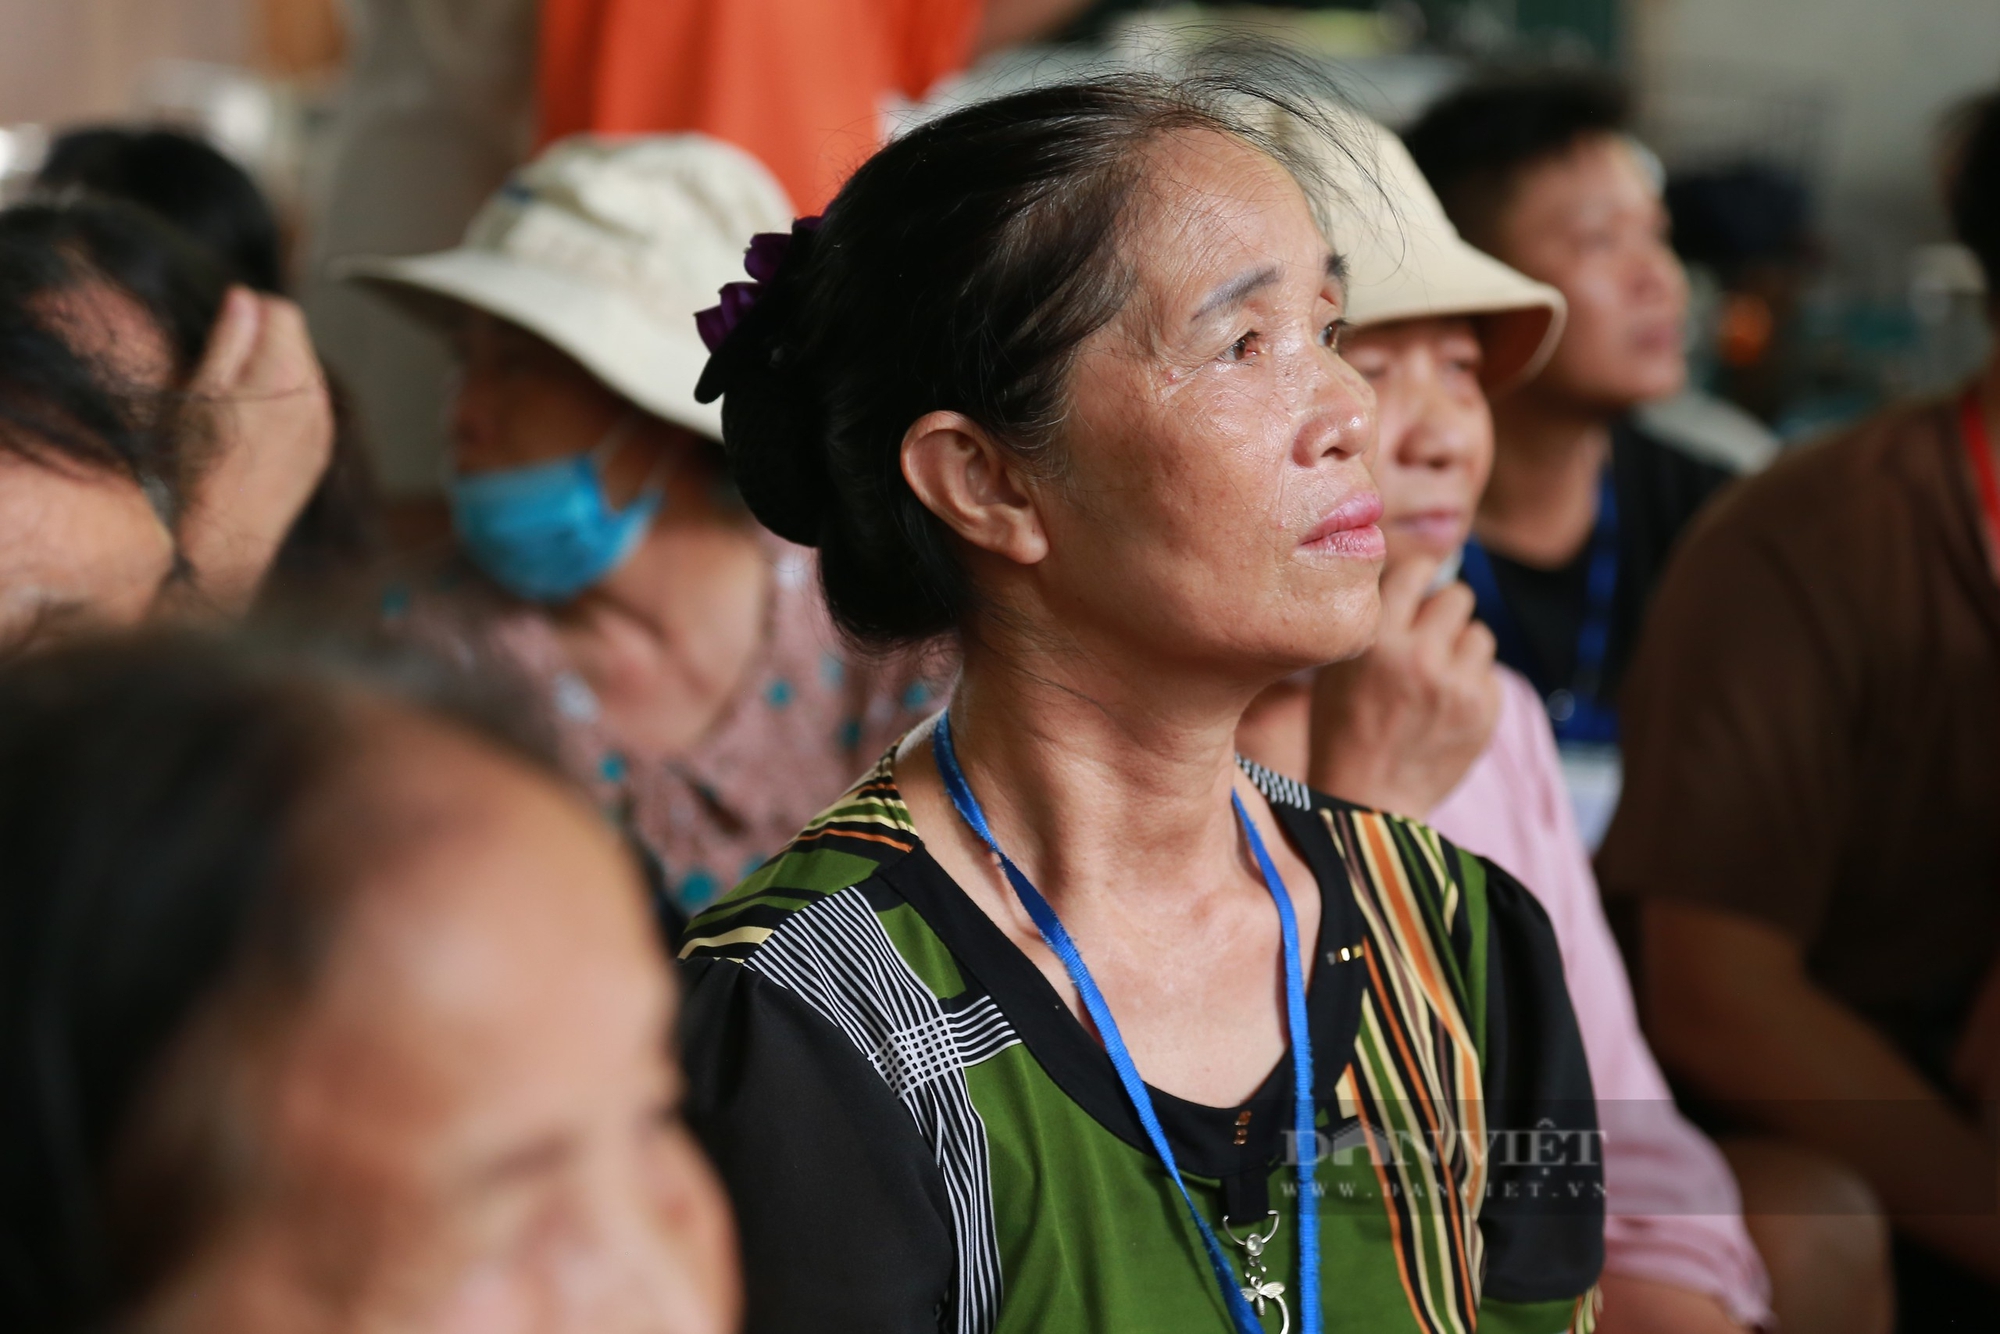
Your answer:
[896,607,1327,1107]
[1477,390,1613,570]
[922,628,1266,918]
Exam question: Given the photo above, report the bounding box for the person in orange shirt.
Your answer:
[539,0,1092,211]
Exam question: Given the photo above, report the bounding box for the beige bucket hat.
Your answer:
[340,133,795,440]
[1295,112,1566,393]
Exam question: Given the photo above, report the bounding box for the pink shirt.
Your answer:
[1430,668,1772,1328]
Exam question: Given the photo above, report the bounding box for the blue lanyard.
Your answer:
[932,710,1319,1334]
[1462,468,1621,745]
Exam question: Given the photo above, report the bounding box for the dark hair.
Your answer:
[0,197,228,505]
[30,131,385,581]
[36,127,286,294]
[0,631,554,1332]
[1945,89,2000,310]
[1404,72,1631,251]
[0,195,383,587]
[698,64,1360,647]
[1665,163,1812,283]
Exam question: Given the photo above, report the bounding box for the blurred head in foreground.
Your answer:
[0,197,336,649]
[0,635,738,1333]
[35,127,286,295]
[1407,73,1687,416]
[33,128,381,595]
[0,198,216,654]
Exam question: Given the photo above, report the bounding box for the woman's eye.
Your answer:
[1223,332,1257,362]
[1320,319,1348,351]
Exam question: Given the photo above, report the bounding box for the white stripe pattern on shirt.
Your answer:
[1240,755,1314,810]
[746,887,1016,1334]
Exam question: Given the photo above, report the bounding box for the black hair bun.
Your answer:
[695,238,831,549]
[690,56,1364,649]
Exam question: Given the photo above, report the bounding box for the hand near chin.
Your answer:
[169,287,336,617]
[1304,554,1501,819]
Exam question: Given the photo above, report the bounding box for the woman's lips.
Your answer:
[1391,508,1470,549]
[1301,491,1387,560]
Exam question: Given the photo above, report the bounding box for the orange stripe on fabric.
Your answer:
[1362,939,1476,1330]
[789,826,914,853]
[1358,1008,1459,1334]
[1351,1072,1428,1329]
[1338,826,1437,1076]
[1368,948,1480,1334]
[1361,937,1445,1134]
[1355,816,1483,1152]
[1358,819,1457,1029]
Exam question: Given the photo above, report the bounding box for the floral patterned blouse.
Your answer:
[387,540,947,918]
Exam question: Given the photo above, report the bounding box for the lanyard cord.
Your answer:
[1463,468,1621,744]
[1959,388,2000,581]
[932,711,1319,1334]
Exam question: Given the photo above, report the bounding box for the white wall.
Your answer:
[0,0,251,126]
[1633,0,2000,290]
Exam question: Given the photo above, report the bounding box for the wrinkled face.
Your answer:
[155,719,738,1334]
[1043,130,1382,680]
[450,314,624,475]
[0,452,175,656]
[1495,135,1687,411]
[449,313,687,507]
[1345,318,1493,567]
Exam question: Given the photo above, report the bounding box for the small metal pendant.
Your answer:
[1225,1210,1291,1333]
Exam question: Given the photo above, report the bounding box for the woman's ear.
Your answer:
[900,411,1050,566]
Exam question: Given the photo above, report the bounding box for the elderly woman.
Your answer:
[681,73,1602,1333]
[0,634,737,1334]
[1237,121,1804,1334]
[347,135,940,925]
[0,197,333,654]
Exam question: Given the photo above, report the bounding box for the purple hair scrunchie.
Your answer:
[695,215,822,353]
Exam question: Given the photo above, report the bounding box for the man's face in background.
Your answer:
[1494,133,1689,414]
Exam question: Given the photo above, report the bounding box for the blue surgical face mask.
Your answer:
[447,415,665,603]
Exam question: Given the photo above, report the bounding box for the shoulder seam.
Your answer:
[681,751,915,957]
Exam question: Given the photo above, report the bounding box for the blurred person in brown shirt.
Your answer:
[1601,90,2000,1326]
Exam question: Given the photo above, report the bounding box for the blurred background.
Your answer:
[4,0,1993,494]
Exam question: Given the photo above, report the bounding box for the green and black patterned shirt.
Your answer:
[681,753,1603,1334]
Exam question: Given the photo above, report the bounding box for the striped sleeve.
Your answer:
[678,758,959,1332]
[681,955,956,1333]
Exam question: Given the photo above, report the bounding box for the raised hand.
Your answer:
[169,287,335,616]
[1305,553,1502,818]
